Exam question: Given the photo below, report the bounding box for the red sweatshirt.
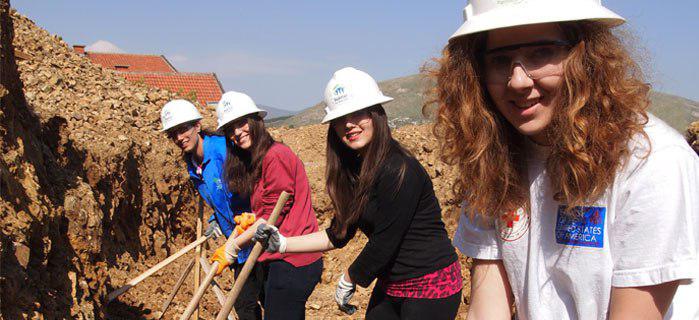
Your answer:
[252,142,322,267]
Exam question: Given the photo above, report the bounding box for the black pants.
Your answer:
[260,259,322,320]
[232,262,264,320]
[365,285,462,320]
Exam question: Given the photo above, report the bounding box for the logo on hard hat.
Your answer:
[221,100,233,113]
[162,110,173,123]
[332,84,348,105]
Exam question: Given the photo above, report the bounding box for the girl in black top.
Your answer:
[253,67,462,319]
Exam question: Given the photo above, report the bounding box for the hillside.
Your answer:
[273,74,432,128]
[276,74,699,134]
[259,104,295,120]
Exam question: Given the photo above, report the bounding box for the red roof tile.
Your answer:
[86,53,177,73]
[122,72,224,106]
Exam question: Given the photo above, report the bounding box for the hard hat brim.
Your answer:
[321,95,394,124]
[450,2,625,41]
[216,110,268,130]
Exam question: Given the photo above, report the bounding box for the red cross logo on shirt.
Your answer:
[500,210,520,228]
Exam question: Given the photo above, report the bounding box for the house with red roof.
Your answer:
[73,45,223,107]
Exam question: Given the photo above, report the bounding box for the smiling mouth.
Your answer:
[346,131,361,141]
[514,99,539,109]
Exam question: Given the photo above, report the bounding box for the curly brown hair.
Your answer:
[426,21,650,218]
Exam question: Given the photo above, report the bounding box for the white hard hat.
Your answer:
[160,99,203,132]
[450,0,625,41]
[321,67,393,124]
[216,91,267,130]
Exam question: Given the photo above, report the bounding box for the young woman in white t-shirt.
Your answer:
[428,1,699,319]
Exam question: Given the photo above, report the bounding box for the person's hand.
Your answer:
[209,241,240,275]
[234,213,257,235]
[335,274,357,315]
[204,220,223,239]
[252,224,287,253]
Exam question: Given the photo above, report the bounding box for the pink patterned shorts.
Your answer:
[380,260,462,299]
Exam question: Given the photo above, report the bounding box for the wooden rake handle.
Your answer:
[180,261,220,320]
[106,234,210,303]
[215,191,290,320]
[157,257,196,319]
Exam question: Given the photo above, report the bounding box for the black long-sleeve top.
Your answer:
[325,147,458,288]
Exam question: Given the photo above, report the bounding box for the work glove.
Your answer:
[234,213,256,236]
[209,240,240,275]
[335,274,357,315]
[252,224,287,253]
[204,220,223,239]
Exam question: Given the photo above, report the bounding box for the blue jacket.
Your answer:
[187,134,251,262]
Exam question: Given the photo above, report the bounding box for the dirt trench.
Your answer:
[0,1,205,318]
[0,1,474,318]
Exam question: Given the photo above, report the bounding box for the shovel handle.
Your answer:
[199,258,237,320]
[215,191,289,320]
[106,235,210,303]
[180,261,220,320]
[158,257,196,319]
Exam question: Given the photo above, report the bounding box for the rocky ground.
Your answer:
[1,2,697,320]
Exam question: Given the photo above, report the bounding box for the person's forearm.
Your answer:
[285,230,335,253]
[467,259,513,320]
[608,281,679,320]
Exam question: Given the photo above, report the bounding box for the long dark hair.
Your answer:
[223,114,275,196]
[326,105,410,237]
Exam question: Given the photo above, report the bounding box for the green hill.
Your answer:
[274,73,699,133]
[648,91,699,132]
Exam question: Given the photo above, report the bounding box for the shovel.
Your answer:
[215,191,289,320]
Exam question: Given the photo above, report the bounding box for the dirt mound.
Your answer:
[0,3,221,318]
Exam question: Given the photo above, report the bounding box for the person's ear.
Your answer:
[194,121,202,133]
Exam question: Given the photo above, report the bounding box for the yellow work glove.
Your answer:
[209,240,240,275]
[234,213,257,236]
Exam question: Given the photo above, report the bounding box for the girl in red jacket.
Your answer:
[212,91,322,320]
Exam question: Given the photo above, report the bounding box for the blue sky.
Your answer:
[13,1,699,111]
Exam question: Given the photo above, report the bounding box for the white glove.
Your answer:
[204,220,223,239]
[335,274,357,315]
[224,238,240,262]
[252,224,287,253]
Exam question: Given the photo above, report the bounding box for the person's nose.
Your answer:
[344,118,357,129]
[508,63,534,92]
[176,131,188,142]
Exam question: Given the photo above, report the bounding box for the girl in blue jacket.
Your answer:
[160,99,262,320]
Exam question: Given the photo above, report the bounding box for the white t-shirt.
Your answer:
[454,115,699,320]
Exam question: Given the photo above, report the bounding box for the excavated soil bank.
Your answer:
[2,1,697,319]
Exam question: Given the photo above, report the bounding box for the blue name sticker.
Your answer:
[555,206,606,248]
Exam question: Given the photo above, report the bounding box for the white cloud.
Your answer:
[85,40,125,53]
